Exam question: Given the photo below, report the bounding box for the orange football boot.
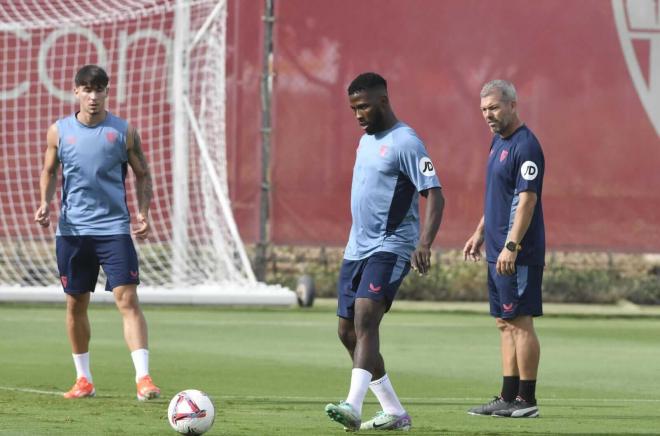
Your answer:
[63,377,95,399]
[136,375,161,401]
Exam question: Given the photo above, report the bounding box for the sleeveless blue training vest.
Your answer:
[56,112,130,236]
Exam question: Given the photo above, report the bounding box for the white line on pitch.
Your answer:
[0,386,129,398]
[221,395,660,403]
[0,386,64,396]
[2,387,660,404]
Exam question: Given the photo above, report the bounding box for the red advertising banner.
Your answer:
[2,1,658,253]
[264,0,660,252]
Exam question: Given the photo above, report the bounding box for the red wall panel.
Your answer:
[2,1,658,253]
[226,0,264,243]
[268,0,660,251]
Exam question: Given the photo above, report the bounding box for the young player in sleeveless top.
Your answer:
[35,65,160,401]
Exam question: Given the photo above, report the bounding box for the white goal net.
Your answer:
[0,0,295,305]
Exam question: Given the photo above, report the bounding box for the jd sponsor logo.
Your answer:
[520,161,538,181]
[418,157,436,176]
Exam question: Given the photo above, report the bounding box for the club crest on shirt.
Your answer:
[521,161,539,181]
[418,157,436,176]
[499,149,509,162]
[106,131,117,143]
[379,144,389,157]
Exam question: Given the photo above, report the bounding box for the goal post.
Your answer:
[0,0,295,305]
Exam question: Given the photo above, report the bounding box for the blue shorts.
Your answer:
[56,235,140,294]
[488,262,543,319]
[336,251,411,319]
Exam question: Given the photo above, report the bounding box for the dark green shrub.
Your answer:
[261,246,660,305]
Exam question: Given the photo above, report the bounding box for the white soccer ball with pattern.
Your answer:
[167,389,216,435]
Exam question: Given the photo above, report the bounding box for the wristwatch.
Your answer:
[505,241,522,252]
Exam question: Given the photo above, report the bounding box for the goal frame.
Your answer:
[0,0,295,306]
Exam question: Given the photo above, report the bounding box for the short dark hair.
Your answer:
[75,65,109,88]
[347,72,387,95]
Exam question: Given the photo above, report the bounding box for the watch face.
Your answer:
[506,241,517,252]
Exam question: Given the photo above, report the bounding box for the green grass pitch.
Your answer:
[1,303,660,435]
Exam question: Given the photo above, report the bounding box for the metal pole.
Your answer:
[255,0,274,281]
[171,0,191,286]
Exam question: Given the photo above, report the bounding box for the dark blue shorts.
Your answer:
[336,251,411,319]
[488,262,543,319]
[56,235,140,294]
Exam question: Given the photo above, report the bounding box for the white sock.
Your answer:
[72,352,92,382]
[345,368,372,415]
[131,349,149,382]
[369,374,405,416]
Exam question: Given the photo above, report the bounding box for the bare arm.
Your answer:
[34,124,60,227]
[496,191,537,275]
[126,126,153,239]
[463,215,485,261]
[411,187,445,275]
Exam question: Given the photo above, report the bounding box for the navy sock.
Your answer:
[501,375,519,402]
[518,380,537,403]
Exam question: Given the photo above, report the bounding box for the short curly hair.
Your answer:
[347,72,387,95]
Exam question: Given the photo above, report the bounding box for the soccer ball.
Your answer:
[167,389,216,435]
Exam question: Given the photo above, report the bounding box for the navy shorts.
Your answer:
[337,251,411,319]
[488,262,543,319]
[56,235,140,294]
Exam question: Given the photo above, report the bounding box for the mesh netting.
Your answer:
[0,0,294,303]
